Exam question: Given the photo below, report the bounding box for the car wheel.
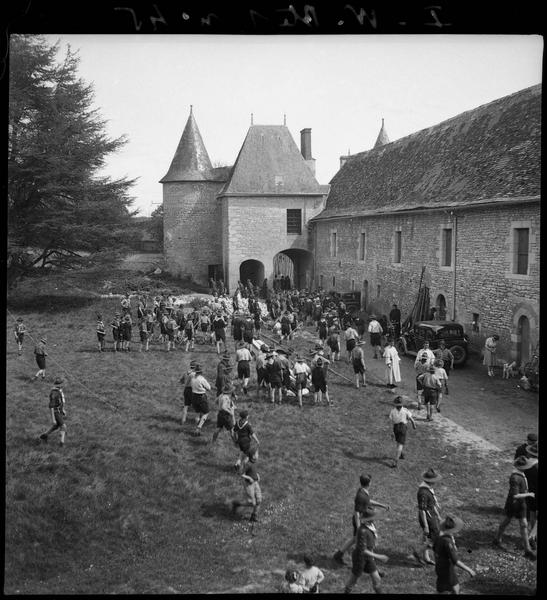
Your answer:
[396,339,406,356]
[450,345,467,367]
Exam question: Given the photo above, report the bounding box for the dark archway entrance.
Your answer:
[517,315,531,365]
[239,260,265,287]
[436,294,447,320]
[273,249,313,289]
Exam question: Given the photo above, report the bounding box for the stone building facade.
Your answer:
[161,110,328,292]
[311,85,541,364]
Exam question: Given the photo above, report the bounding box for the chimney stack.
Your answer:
[300,128,316,175]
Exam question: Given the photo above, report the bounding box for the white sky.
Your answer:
[42,34,543,216]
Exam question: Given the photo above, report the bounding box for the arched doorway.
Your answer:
[436,294,447,320]
[239,259,265,287]
[273,249,313,289]
[517,315,531,365]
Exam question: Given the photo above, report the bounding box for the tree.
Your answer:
[8,35,138,286]
[146,203,164,242]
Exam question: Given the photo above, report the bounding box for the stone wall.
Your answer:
[222,195,326,292]
[313,201,540,362]
[163,181,224,284]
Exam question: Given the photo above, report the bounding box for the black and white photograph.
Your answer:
[5,10,541,595]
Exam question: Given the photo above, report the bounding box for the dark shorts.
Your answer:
[185,329,193,340]
[183,387,193,407]
[16,333,24,343]
[327,340,340,352]
[346,339,357,352]
[233,329,243,342]
[53,409,65,428]
[237,361,251,379]
[167,331,175,341]
[35,355,46,369]
[416,376,424,391]
[351,550,377,576]
[97,333,105,341]
[139,330,148,342]
[319,330,327,340]
[295,372,307,389]
[112,331,119,341]
[216,410,234,430]
[270,379,282,389]
[214,329,226,342]
[436,570,458,593]
[192,393,209,414]
[370,332,381,346]
[281,325,290,335]
[313,381,327,393]
[243,331,254,343]
[423,388,439,405]
[200,324,209,332]
[393,422,407,444]
[257,367,269,385]
[352,360,365,374]
[504,498,527,519]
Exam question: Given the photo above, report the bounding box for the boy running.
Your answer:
[34,337,48,380]
[388,396,417,468]
[231,448,262,522]
[236,341,253,396]
[212,312,227,355]
[232,409,260,471]
[39,377,67,446]
[180,360,197,424]
[212,382,237,444]
[190,364,211,436]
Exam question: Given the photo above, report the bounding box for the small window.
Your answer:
[394,231,402,263]
[332,276,336,289]
[377,284,381,298]
[320,275,324,288]
[351,279,355,291]
[441,228,453,266]
[472,313,479,333]
[513,228,529,274]
[287,209,302,234]
[330,232,338,257]
[359,232,366,261]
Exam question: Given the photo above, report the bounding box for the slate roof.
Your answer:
[219,125,325,196]
[160,110,217,182]
[314,85,541,220]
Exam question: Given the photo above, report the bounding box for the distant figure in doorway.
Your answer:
[389,304,401,338]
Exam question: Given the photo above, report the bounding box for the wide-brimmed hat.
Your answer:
[53,377,64,385]
[221,352,231,361]
[422,468,442,482]
[189,360,197,368]
[526,433,538,443]
[276,348,288,355]
[16,317,23,321]
[194,365,203,374]
[369,314,377,320]
[260,344,269,352]
[525,442,538,458]
[239,409,249,419]
[393,396,404,406]
[440,515,464,535]
[514,455,536,471]
[40,336,47,343]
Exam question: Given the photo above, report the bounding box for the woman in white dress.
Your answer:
[383,339,402,388]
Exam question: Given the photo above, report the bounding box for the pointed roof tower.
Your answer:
[160,106,214,182]
[373,118,390,148]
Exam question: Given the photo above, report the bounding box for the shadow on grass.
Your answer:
[457,503,503,517]
[7,294,97,313]
[200,501,237,521]
[148,414,181,425]
[343,449,391,467]
[465,575,535,596]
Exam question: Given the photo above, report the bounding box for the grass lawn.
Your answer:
[4,273,537,594]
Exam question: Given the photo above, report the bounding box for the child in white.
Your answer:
[298,556,325,593]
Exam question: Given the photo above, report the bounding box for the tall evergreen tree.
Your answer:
[8,34,137,285]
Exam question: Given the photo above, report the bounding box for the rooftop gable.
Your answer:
[220,125,324,196]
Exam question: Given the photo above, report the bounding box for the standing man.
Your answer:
[190,365,211,436]
[39,377,67,446]
[389,304,401,338]
[343,507,389,594]
[415,341,435,366]
[236,341,253,396]
[433,515,476,594]
[334,474,390,565]
[388,396,417,468]
[383,339,402,389]
[14,317,27,355]
[34,336,48,380]
[434,340,454,377]
[413,468,442,566]
[367,315,383,359]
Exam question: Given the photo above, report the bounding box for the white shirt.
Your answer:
[368,320,383,334]
[294,361,311,375]
[298,566,325,591]
[345,327,359,340]
[236,348,252,362]
[434,366,448,383]
[415,348,435,366]
[191,374,211,394]
[389,406,412,424]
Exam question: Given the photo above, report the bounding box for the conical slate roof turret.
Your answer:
[373,118,390,148]
[160,107,214,182]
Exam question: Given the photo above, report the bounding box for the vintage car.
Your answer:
[396,321,469,367]
[340,291,361,314]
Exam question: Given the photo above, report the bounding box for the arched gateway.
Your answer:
[239,260,265,287]
[273,249,313,289]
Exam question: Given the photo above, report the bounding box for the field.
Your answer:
[5,270,537,594]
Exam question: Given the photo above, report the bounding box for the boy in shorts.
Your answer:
[293,354,311,408]
[231,449,262,522]
[236,341,253,395]
[14,317,27,355]
[180,360,197,424]
[39,377,67,446]
[350,343,367,388]
[434,515,475,594]
[34,337,48,380]
[344,507,389,594]
[212,382,237,444]
[413,468,442,565]
[326,327,340,361]
[388,396,416,468]
[110,313,121,352]
[311,356,330,406]
[232,409,260,471]
[96,314,106,352]
[190,364,211,436]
